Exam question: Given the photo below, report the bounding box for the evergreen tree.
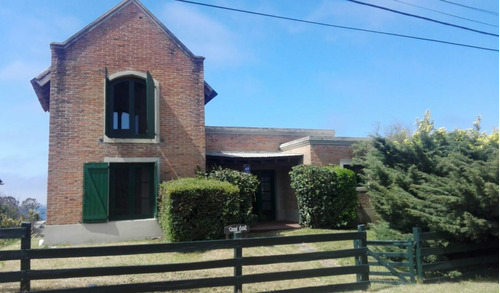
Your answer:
[354,111,499,242]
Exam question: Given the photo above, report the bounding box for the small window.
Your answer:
[105,70,155,139]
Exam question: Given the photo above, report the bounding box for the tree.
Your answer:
[354,111,499,242]
[0,194,41,228]
[20,198,41,223]
[0,195,20,221]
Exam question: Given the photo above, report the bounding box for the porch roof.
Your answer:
[206,151,303,159]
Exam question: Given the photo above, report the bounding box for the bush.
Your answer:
[158,178,240,242]
[353,112,499,242]
[206,168,259,225]
[289,165,358,229]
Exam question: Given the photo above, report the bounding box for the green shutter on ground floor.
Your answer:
[83,163,109,223]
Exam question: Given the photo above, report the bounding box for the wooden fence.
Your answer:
[413,227,499,283]
[0,223,370,293]
[357,225,415,285]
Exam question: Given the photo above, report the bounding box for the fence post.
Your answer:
[356,225,369,283]
[407,237,416,283]
[233,236,242,293]
[412,227,423,281]
[20,222,31,292]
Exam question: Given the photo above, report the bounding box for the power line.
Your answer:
[174,0,498,52]
[440,0,499,16]
[391,0,498,28]
[347,0,498,37]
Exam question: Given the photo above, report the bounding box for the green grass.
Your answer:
[1,228,498,292]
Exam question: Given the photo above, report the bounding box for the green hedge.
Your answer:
[289,165,358,229]
[206,168,259,225]
[159,178,240,242]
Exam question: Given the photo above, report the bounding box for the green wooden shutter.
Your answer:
[146,71,155,139]
[153,161,159,218]
[83,163,109,223]
[104,67,112,137]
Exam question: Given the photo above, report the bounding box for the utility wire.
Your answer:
[391,0,498,28]
[440,0,499,16]
[347,0,498,37]
[175,0,498,52]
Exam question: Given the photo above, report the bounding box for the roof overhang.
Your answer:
[31,68,217,112]
[30,69,51,112]
[206,151,303,159]
[279,136,370,151]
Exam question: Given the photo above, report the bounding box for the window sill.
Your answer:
[103,136,160,144]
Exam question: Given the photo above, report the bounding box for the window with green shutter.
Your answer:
[83,162,157,223]
[105,69,155,139]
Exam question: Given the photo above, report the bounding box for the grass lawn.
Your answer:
[1,228,498,292]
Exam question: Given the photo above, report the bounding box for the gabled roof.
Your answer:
[51,0,201,61]
[31,0,217,112]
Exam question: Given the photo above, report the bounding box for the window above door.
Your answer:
[103,69,160,143]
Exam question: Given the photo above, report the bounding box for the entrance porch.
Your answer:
[206,151,303,223]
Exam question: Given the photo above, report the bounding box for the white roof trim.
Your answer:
[206,151,303,159]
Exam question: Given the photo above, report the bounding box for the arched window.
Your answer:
[105,70,155,139]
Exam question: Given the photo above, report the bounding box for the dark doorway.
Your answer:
[253,170,276,221]
[109,163,155,221]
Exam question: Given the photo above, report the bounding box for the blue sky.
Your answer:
[0,0,498,204]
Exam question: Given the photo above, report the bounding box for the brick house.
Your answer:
[32,0,369,245]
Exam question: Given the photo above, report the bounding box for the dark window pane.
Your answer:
[134,81,147,135]
[134,166,151,215]
[112,166,130,217]
[112,81,130,130]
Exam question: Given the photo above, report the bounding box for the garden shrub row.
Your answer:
[206,167,259,225]
[290,165,358,229]
[159,178,240,242]
[159,169,259,242]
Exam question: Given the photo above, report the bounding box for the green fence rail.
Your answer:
[0,223,370,293]
[413,227,499,283]
[3,223,498,291]
[358,225,415,284]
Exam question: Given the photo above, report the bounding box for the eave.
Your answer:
[30,68,51,112]
[31,68,217,112]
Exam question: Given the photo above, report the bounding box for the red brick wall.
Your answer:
[310,145,354,166]
[47,3,205,225]
[206,127,334,153]
[206,134,299,152]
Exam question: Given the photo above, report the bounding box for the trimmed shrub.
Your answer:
[289,165,358,229]
[206,168,259,225]
[159,178,240,242]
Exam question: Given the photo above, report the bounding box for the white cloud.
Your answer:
[159,2,252,68]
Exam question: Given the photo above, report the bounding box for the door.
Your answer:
[109,163,155,221]
[254,170,276,221]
